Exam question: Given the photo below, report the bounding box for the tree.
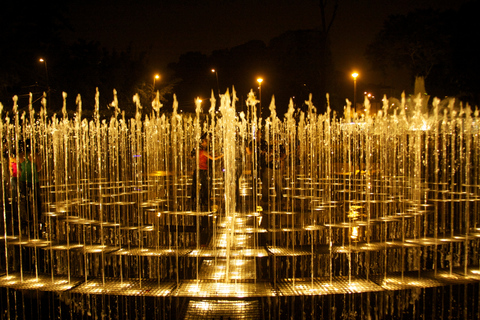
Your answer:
[169,32,333,116]
[444,1,480,104]
[366,4,480,106]
[0,2,69,106]
[366,9,450,80]
[318,0,338,36]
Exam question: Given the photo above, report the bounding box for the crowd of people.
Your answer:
[2,131,286,240]
[3,139,43,238]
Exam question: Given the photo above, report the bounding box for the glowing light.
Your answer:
[351,226,359,240]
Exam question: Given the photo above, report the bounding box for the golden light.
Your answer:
[351,226,359,240]
[153,74,160,87]
[352,72,359,113]
[211,69,220,95]
[257,77,263,84]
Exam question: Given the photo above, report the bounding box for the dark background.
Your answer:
[1,0,478,117]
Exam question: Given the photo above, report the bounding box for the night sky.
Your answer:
[63,0,469,94]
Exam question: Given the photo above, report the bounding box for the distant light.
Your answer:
[257,78,263,84]
[211,69,216,73]
[352,72,359,79]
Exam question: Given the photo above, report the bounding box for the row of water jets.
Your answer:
[0,88,480,298]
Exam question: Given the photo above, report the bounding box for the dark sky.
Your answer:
[64,0,469,94]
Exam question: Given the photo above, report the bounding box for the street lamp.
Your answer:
[352,72,359,114]
[211,69,220,96]
[257,77,263,118]
[39,58,49,93]
[153,74,160,88]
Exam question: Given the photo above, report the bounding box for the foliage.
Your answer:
[366,9,450,79]
[366,2,480,105]
[0,3,159,116]
[169,30,332,116]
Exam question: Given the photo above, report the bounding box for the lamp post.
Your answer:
[153,74,160,88]
[257,77,263,118]
[211,69,220,96]
[352,72,359,115]
[39,58,49,93]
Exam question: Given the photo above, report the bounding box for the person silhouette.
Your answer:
[19,139,42,238]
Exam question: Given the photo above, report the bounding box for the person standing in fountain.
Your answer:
[19,139,43,238]
[246,130,268,208]
[191,134,223,246]
[262,141,286,210]
[191,134,223,211]
[9,148,21,231]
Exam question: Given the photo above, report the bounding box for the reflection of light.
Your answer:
[234,259,245,266]
[31,282,44,288]
[149,171,169,177]
[217,283,233,294]
[351,226,359,240]
[187,285,200,293]
[197,301,210,311]
[124,290,142,295]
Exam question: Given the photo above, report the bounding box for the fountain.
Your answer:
[1,89,480,319]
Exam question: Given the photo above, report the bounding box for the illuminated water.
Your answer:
[1,91,480,318]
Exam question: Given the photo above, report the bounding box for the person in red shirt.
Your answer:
[192,134,223,211]
[9,149,19,200]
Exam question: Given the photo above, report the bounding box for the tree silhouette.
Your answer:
[365,4,480,105]
[170,30,333,116]
[366,9,450,80]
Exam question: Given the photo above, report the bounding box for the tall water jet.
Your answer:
[1,88,480,319]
